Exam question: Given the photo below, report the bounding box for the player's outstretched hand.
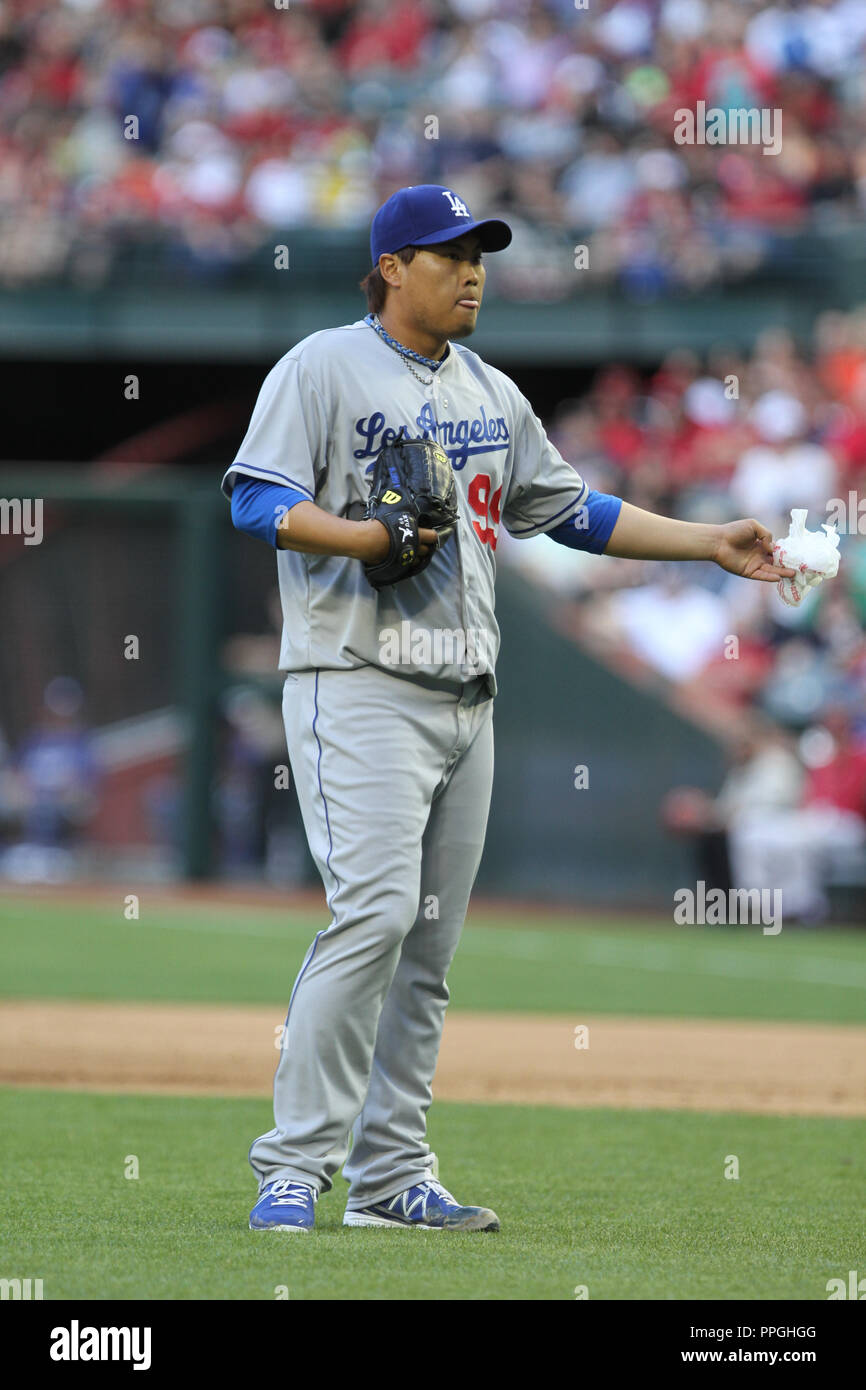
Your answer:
[714,519,797,584]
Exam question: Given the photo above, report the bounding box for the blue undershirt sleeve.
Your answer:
[230,476,310,548]
[546,490,623,555]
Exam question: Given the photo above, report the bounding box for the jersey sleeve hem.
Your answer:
[221,463,316,501]
[504,480,589,539]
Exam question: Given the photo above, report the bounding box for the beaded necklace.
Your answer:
[365,313,449,394]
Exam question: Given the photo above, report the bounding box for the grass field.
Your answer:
[1,892,864,1300]
[1,894,865,1022]
[2,1088,861,1301]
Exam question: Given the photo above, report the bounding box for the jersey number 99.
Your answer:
[468,474,502,551]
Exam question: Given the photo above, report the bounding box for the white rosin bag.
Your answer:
[772,508,840,606]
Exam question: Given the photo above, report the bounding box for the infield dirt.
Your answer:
[2,1000,865,1117]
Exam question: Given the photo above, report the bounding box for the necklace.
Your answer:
[366,313,448,400]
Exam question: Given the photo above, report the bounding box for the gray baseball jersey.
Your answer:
[227,317,588,1212]
[222,318,588,695]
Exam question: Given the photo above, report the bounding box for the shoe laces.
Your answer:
[416,1178,459,1212]
[266,1180,315,1209]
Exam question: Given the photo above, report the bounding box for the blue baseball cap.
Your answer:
[370,184,512,264]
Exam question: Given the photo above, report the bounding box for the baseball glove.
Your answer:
[362,433,458,590]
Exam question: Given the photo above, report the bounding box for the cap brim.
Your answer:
[410,217,512,253]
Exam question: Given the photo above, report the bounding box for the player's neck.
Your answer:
[377,310,448,362]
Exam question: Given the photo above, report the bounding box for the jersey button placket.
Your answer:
[460,519,483,682]
[455,684,478,755]
[453,492,475,683]
[431,372,448,410]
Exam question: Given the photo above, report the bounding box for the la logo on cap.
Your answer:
[442,190,470,219]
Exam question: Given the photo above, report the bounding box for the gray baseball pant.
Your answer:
[248,663,494,1207]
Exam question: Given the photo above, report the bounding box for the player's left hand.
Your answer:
[713,519,797,584]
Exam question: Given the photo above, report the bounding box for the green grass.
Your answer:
[1,895,865,1022]
[1,1087,862,1300]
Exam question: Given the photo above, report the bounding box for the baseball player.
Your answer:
[223,184,795,1233]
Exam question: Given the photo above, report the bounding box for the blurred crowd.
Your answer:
[0,669,313,886]
[501,307,866,915]
[1,0,865,288]
[0,676,100,882]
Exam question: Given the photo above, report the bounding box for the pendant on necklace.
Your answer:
[424,382,435,398]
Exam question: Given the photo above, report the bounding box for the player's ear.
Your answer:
[378,253,405,291]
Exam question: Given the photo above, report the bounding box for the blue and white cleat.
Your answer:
[249,1180,317,1233]
[343,1178,499,1232]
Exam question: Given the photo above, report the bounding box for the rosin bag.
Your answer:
[772,507,841,607]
